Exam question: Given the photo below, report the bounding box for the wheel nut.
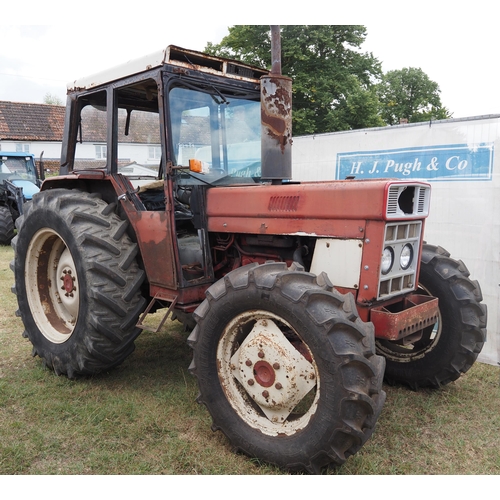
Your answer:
[262,390,269,398]
[275,383,282,390]
[258,351,265,359]
[273,362,280,370]
[248,379,255,386]
[245,359,252,366]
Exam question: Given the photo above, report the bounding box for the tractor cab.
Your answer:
[0,152,40,195]
[0,152,41,244]
[52,46,270,291]
[60,46,266,184]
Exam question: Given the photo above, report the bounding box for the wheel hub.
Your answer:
[253,360,276,387]
[230,318,317,422]
[61,269,76,296]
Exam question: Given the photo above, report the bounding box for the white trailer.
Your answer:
[292,115,500,366]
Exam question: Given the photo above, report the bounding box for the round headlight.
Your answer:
[381,247,394,275]
[400,244,413,270]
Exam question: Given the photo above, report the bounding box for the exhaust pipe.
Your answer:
[261,25,292,183]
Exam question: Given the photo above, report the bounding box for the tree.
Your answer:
[43,93,63,106]
[377,67,451,125]
[332,81,385,130]
[206,26,384,135]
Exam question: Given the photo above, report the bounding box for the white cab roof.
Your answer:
[67,45,265,92]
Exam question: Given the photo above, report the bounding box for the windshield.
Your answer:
[169,86,261,185]
[0,156,37,183]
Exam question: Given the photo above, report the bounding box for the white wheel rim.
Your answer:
[25,228,79,344]
[217,310,319,436]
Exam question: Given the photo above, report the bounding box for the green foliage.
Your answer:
[377,67,452,125]
[207,27,453,133]
[332,82,386,130]
[206,25,384,135]
[43,93,63,106]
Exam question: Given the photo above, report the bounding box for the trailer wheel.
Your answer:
[376,244,486,389]
[189,262,386,473]
[12,189,147,378]
[0,205,15,245]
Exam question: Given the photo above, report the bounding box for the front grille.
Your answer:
[417,188,428,213]
[386,184,430,218]
[387,189,400,214]
[378,221,422,300]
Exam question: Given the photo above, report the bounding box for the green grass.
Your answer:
[1,244,499,475]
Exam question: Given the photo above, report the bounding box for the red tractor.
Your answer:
[12,28,486,472]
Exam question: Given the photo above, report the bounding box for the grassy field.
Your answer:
[1,244,499,475]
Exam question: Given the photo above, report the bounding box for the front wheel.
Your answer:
[189,262,386,473]
[0,205,15,245]
[376,244,487,389]
[12,189,147,378]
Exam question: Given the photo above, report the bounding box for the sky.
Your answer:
[1,2,498,121]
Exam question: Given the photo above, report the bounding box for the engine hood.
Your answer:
[11,179,40,200]
[205,179,430,238]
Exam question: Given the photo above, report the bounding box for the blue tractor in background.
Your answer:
[0,152,41,244]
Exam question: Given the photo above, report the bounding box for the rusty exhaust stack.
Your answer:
[261,25,292,183]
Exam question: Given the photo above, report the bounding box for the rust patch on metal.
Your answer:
[36,237,72,335]
[261,76,292,154]
[371,294,439,341]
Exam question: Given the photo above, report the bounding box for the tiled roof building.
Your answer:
[0,101,65,141]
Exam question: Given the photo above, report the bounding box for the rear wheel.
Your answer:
[0,205,15,245]
[189,262,386,473]
[376,244,486,389]
[12,189,147,378]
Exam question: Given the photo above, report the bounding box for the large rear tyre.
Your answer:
[376,244,487,389]
[12,189,147,378]
[0,205,15,245]
[189,262,386,473]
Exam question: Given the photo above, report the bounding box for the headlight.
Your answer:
[400,244,413,270]
[381,247,394,275]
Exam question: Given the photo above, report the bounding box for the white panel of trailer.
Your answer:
[292,115,500,366]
